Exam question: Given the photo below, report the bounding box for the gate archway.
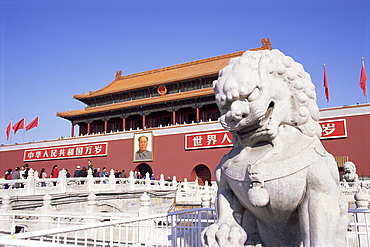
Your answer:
[191,164,211,185]
[134,163,153,178]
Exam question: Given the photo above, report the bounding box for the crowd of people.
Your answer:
[3,164,31,189]
[2,160,129,189]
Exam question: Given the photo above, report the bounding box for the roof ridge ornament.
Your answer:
[112,38,271,81]
[249,38,272,51]
[116,70,123,80]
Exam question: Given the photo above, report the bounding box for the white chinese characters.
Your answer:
[321,123,336,136]
[186,131,233,150]
[24,143,108,161]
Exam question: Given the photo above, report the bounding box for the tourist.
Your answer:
[101,167,108,177]
[114,169,121,184]
[51,165,59,178]
[65,169,71,178]
[4,169,12,189]
[11,167,21,188]
[51,165,59,186]
[79,166,88,185]
[79,166,88,177]
[93,169,100,177]
[100,167,108,184]
[114,169,121,178]
[73,166,81,177]
[120,169,127,178]
[39,168,47,187]
[24,164,30,179]
[19,166,25,179]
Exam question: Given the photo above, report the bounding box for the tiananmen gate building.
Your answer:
[1,39,370,182]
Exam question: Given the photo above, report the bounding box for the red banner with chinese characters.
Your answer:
[24,142,108,161]
[185,131,233,150]
[319,119,347,139]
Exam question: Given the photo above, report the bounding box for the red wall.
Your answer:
[2,112,370,179]
[321,114,370,176]
[0,132,230,181]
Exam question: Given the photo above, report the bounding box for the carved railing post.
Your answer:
[172,176,177,188]
[33,193,54,231]
[139,192,151,216]
[43,193,52,206]
[183,178,188,192]
[159,174,165,189]
[128,170,135,190]
[87,168,94,192]
[195,177,200,202]
[0,192,11,212]
[86,192,98,223]
[109,169,116,191]
[355,186,369,209]
[201,181,211,208]
[34,170,39,191]
[41,193,53,213]
[26,168,35,195]
[59,169,67,193]
[0,192,12,234]
[145,172,151,189]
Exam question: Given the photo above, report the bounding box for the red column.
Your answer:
[122,118,126,131]
[87,122,91,135]
[104,120,108,133]
[71,124,75,137]
[172,111,176,125]
[196,108,200,123]
[142,115,146,129]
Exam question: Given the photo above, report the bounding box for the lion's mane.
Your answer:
[214,49,321,140]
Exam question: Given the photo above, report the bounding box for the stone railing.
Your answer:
[0,207,217,246]
[0,168,217,205]
[340,181,370,196]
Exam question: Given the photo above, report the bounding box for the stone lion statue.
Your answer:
[201,50,347,246]
[342,161,359,183]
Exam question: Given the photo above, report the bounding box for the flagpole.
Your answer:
[9,119,12,144]
[23,116,26,143]
[37,114,40,141]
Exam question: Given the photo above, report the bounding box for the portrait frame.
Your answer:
[133,131,154,162]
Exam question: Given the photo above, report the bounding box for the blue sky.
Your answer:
[0,0,369,145]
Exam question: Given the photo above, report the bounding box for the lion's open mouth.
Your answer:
[236,101,275,137]
[236,122,260,136]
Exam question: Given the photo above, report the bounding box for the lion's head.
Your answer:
[214,49,321,146]
[343,161,356,174]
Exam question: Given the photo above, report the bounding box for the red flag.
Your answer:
[5,121,12,140]
[323,66,330,102]
[360,60,368,96]
[26,116,39,131]
[12,118,25,134]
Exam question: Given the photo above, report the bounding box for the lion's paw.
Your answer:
[201,223,247,247]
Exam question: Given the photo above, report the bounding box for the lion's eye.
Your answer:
[247,87,260,102]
